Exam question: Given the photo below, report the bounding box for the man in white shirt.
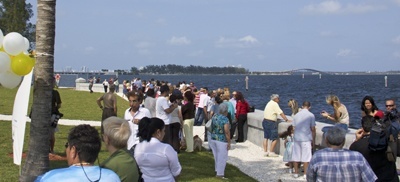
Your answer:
[194,87,209,126]
[229,91,237,111]
[124,91,151,151]
[156,85,178,146]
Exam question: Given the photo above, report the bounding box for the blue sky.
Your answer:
[26,0,400,72]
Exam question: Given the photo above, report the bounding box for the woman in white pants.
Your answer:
[209,103,231,179]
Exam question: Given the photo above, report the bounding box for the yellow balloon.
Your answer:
[10,53,33,76]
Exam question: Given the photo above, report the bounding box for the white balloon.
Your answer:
[0,29,3,48]
[3,32,25,56]
[0,52,11,73]
[23,37,30,52]
[0,70,22,89]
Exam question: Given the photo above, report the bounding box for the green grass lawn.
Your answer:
[0,87,257,182]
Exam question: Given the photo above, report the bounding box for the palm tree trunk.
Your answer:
[20,0,56,181]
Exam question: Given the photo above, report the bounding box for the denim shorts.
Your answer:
[262,119,278,140]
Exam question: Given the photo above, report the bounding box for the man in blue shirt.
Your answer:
[292,101,316,179]
[35,124,120,182]
[307,127,377,182]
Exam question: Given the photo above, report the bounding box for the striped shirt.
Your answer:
[307,148,377,182]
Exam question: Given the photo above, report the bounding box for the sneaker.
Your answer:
[263,152,269,157]
[268,152,279,157]
[301,176,307,180]
[293,174,299,178]
[288,168,293,174]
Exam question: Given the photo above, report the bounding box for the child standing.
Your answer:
[279,125,294,173]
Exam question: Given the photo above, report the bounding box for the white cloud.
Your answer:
[215,35,259,48]
[337,49,353,57]
[239,35,259,43]
[392,36,400,44]
[301,1,385,15]
[167,36,191,46]
[302,1,341,14]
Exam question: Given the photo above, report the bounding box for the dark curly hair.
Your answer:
[279,125,294,139]
[127,90,144,102]
[184,91,194,102]
[67,124,101,163]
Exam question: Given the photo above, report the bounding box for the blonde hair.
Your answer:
[103,116,131,149]
[221,94,230,101]
[326,95,342,120]
[223,87,230,98]
[326,95,341,108]
[288,99,299,115]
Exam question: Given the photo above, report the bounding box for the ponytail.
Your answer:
[138,117,165,142]
[138,117,151,142]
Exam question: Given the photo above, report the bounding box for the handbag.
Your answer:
[205,118,213,132]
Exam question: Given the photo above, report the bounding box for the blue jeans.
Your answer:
[194,107,205,126]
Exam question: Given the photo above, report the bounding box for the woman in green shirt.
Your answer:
[101,116,140,182]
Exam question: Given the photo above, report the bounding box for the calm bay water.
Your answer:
[57,74,400,129]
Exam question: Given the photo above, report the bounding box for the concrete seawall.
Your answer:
[246,110,357,155]
[76,82,123,93]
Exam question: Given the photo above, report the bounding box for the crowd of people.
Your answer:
[36,76,400,181]
[268,94,400,181]
[36,79,251,181]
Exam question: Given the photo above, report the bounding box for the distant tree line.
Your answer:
[128,64,248,75]
[0,0,36,46]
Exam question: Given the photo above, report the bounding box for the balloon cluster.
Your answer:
[0,29,35,89]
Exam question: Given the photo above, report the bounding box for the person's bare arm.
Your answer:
[97,96,103,109]
[165,103,178,114]
[203,106,208,120]
[224,123,231,150]
[178,107,183,127]
[311,126,316,148]
[280,113,291,122]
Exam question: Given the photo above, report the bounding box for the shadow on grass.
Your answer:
[178,148,257,182]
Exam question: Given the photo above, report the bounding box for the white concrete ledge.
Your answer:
[76,82,123,93]
[245,109,357,155]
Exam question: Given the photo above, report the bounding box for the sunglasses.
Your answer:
[386,105,394,107]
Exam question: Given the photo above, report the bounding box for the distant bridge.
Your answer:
[252,68,332,75]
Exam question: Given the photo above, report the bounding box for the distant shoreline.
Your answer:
[54,71,400,76]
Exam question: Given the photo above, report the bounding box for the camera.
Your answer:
[50,112,63,128]
[385,109,399,121]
